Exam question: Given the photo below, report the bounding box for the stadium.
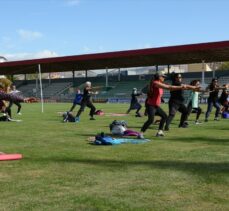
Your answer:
[0,39,229,210]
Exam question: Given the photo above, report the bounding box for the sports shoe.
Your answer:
[195,120,202,125]
[75,117,80,122]
[214,117,220,121]
[17,112,22,115]
[90,117,96,120]
[137,133,144,139]
[135,113,142,117]
[179,124,188,128]
[156,130,165,137]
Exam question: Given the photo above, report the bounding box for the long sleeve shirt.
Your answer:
[0,91,24,103]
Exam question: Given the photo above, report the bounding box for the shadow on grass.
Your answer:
[218,127,229,131]
[75,133,101,137]
[29,156,229,175]
[168,136,229,145]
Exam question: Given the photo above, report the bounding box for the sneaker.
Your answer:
[90,117,95,120]
[195,120,202,125]
[156,130,165,137]
[135,113,142,117]
[137,133,144,139]
[17,112,22,115]
[184,121,189,126]
[214,117,220,121]
[75,117,80,122]
[179,124,188,128]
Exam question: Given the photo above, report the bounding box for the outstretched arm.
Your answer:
[0,91,24,103]
[154,81,186,90]
[183,84,201,91]
[0,91,34,103]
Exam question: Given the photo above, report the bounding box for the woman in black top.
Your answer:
[75,81,96,122]
[219,85,229,112]
[205,78,224,121]
[164,73,198,131]
[126,88,142,117]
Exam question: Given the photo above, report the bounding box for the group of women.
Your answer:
[68,74,228,139]
[138,73,228,138]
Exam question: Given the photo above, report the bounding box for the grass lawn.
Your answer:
[0,103,229,211]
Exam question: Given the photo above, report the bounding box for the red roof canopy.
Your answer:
[0,40,229,75]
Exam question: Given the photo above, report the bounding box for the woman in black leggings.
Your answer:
[139,73,192,138]
[165,73,199,131]
[75,81,96,122]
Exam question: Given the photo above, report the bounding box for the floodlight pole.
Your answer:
[36,73,38,98]
[118,68,121,81]
[201,60,206,87]
[38,64,44,113]
[72,70,75,85]
[212,63,215,78]
[85,70,88,80]
[106,67,108,87]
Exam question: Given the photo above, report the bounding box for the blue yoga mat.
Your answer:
[116,138,150,144]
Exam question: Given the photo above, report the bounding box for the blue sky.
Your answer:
[0,0,228,61]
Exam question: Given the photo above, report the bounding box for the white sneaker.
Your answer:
[17,112,22,115]
[137,133,144,139]
[156,130,165,137]
[195,120,202,125]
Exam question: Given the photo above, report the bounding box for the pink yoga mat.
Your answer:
[0,154,23,161]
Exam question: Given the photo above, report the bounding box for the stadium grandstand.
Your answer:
[7,69,229,104]
[0,40,229,104]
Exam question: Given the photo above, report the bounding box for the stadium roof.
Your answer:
[0,40,229,75]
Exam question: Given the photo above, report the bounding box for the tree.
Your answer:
[218,61,229,70]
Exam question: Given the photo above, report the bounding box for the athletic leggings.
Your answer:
[126,102,142,114]
[69,103,81,112]
[7,101,21,114]
[141,105,167,132]
[165,100,188,129]
[76,100,96,118]
[187,102,202,121]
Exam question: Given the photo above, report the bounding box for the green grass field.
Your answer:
[1,103,229,211]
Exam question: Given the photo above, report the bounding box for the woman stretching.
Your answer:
[187,80,203,124]
[205,78,226,122]
[138,73,197,138]
[75,81,96,122]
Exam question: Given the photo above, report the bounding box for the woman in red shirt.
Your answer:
[139,73,190,138]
